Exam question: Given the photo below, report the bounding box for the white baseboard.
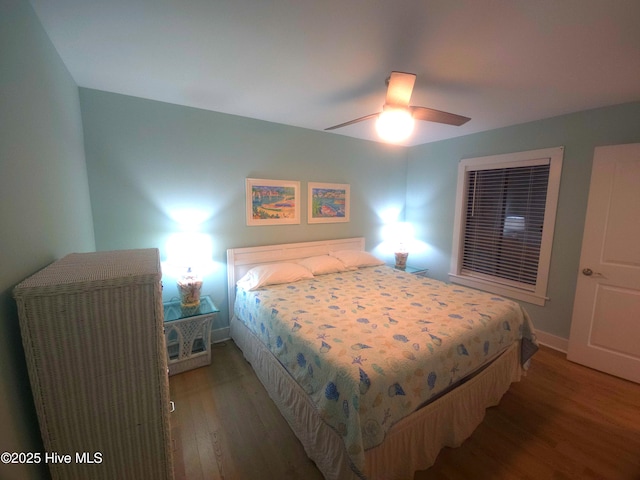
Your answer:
[212,326,231,344]
[535,329,569,353]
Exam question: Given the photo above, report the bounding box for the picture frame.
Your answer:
[246,178,300,226]
[308,182,350,224]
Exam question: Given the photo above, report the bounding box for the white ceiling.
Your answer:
[29,0,640,146]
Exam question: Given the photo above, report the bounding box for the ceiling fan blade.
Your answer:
[410,106,471,126]
[324,112,380,131]
[385,71,416,107]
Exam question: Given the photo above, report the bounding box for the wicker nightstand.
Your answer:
[163,295,219,375]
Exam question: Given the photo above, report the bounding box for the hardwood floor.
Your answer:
[169,342,640,480]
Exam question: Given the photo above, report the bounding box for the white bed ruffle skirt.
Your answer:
[230,315,522,480]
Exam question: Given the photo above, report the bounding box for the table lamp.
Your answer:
[165,232,212,309]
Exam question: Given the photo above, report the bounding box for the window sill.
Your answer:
[448,273,548,306]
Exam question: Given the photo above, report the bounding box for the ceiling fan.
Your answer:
[325,71,470,142]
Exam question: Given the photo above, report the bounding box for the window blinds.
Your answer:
[461,163,550,289]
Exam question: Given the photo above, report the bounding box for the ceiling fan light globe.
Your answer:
[375,109,415,143]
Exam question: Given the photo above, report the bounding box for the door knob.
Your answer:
[582,268,593,276]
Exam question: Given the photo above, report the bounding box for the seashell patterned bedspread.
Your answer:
[234,266,537,476]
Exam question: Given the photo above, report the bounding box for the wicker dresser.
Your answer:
[13,249,174,480]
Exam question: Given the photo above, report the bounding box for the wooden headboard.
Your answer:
[226,237,365,319]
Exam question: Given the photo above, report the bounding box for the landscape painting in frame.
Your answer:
[246,178,300,226]
[308,182,350,224]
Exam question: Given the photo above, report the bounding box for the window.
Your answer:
[450,147,563,306]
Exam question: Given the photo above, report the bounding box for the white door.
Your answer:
[567,143,640,383]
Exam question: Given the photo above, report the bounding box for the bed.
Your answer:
[227,237,537,480]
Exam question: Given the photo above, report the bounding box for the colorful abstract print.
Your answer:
[234,266,536,475]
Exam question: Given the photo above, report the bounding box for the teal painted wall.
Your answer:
[0,1,96,478]
[79,88,408,333]
[406,102,640,339]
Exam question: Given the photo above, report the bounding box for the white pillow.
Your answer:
[236,263,314,291]
[329,250,384,269]
[297,255,349,275]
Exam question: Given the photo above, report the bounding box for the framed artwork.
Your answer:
[246,178,300,226]
[308,182,350,224]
